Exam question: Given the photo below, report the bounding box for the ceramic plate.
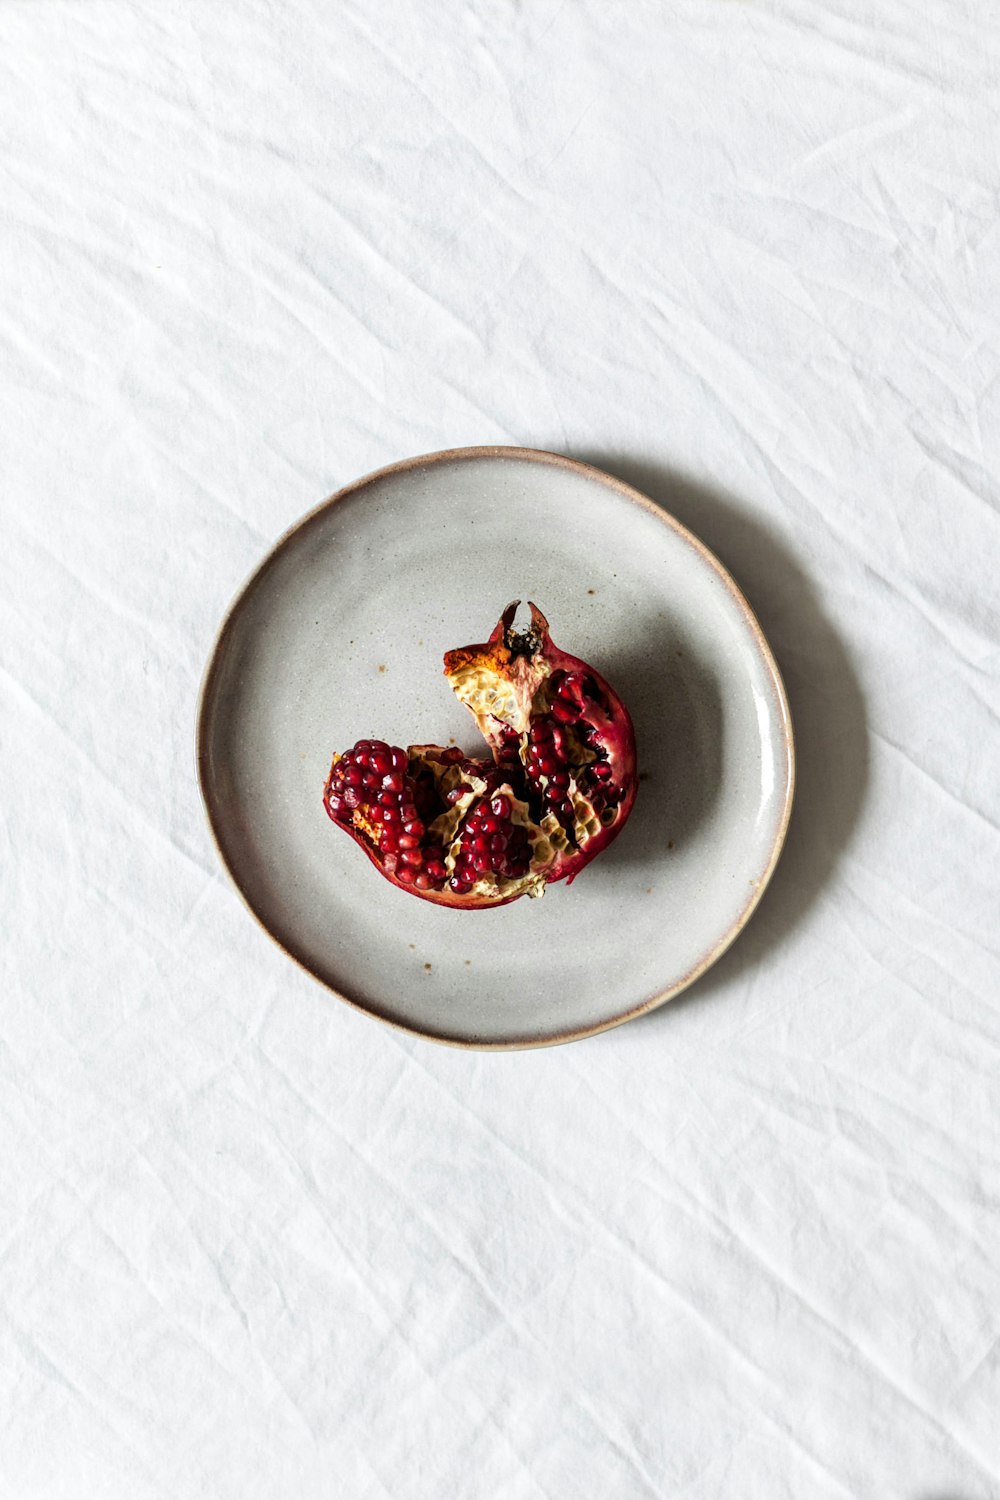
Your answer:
[197,448,794,1049]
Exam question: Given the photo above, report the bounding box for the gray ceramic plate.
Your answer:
[197,448,794,1049]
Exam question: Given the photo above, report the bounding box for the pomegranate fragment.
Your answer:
[323,603,636,907]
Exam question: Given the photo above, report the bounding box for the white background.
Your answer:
[3,3,999,1496]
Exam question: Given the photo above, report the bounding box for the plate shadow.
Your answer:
[572,451,870,1017]
[595,616,724,881]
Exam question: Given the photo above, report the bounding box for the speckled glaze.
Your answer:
[197,448,795,1049]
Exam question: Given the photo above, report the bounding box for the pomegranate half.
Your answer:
[323,602,637,907]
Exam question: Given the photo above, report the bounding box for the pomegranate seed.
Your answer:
[592,761,612,781]
[400,803,417,821]
[551,700,577,723]
[382,771,405,793]
[490,833,508,855]
[398,833,420,850]
[326,795,346,817]
[490,795,511,818]
[414,872,434,890]
[538,754,560,777]
[390,747,408,770]
[397,865,415,883]
[449,875,472,894]
[344,768,363,786]
[403,818,425,837]
[402,848,423,868]
[382,853,398,874]
[343,787,361,810]
[426,860,447,881]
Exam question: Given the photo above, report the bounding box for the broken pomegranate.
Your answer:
[323,602,637,908]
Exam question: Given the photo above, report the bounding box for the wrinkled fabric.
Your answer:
[2,2,999,1496]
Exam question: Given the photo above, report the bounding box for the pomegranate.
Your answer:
[323,602,637,908]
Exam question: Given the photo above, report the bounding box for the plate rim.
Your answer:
[196,445,796,1050]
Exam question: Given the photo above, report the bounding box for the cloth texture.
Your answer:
[2,3,999,1496]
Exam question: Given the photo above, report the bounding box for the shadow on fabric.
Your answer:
[571,451,870,1018]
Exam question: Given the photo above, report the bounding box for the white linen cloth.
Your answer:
[2,3,998,1495]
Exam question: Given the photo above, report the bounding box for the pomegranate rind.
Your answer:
[443,601,551,741]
